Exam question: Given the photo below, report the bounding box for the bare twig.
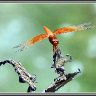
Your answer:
[44,47,81,92]
[0,59,37,93]
[45,69,80,92]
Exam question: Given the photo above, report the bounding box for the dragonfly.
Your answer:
[14,23,95,52]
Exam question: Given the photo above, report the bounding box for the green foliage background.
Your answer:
[0,3,96,93]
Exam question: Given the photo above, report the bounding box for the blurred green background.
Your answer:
[0,3,96,93]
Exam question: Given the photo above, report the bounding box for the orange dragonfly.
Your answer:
[14,23,95,52]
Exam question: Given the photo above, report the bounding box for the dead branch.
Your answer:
[44,47,81,92]
[0,59,37,93]
[45,69,80,92]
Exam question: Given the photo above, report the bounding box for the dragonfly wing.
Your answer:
[53,23,95,35]
[26,34,48,46]
[14,34,48,52]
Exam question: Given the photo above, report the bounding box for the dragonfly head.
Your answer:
[52,39,59,46]
[48,35,59,46]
